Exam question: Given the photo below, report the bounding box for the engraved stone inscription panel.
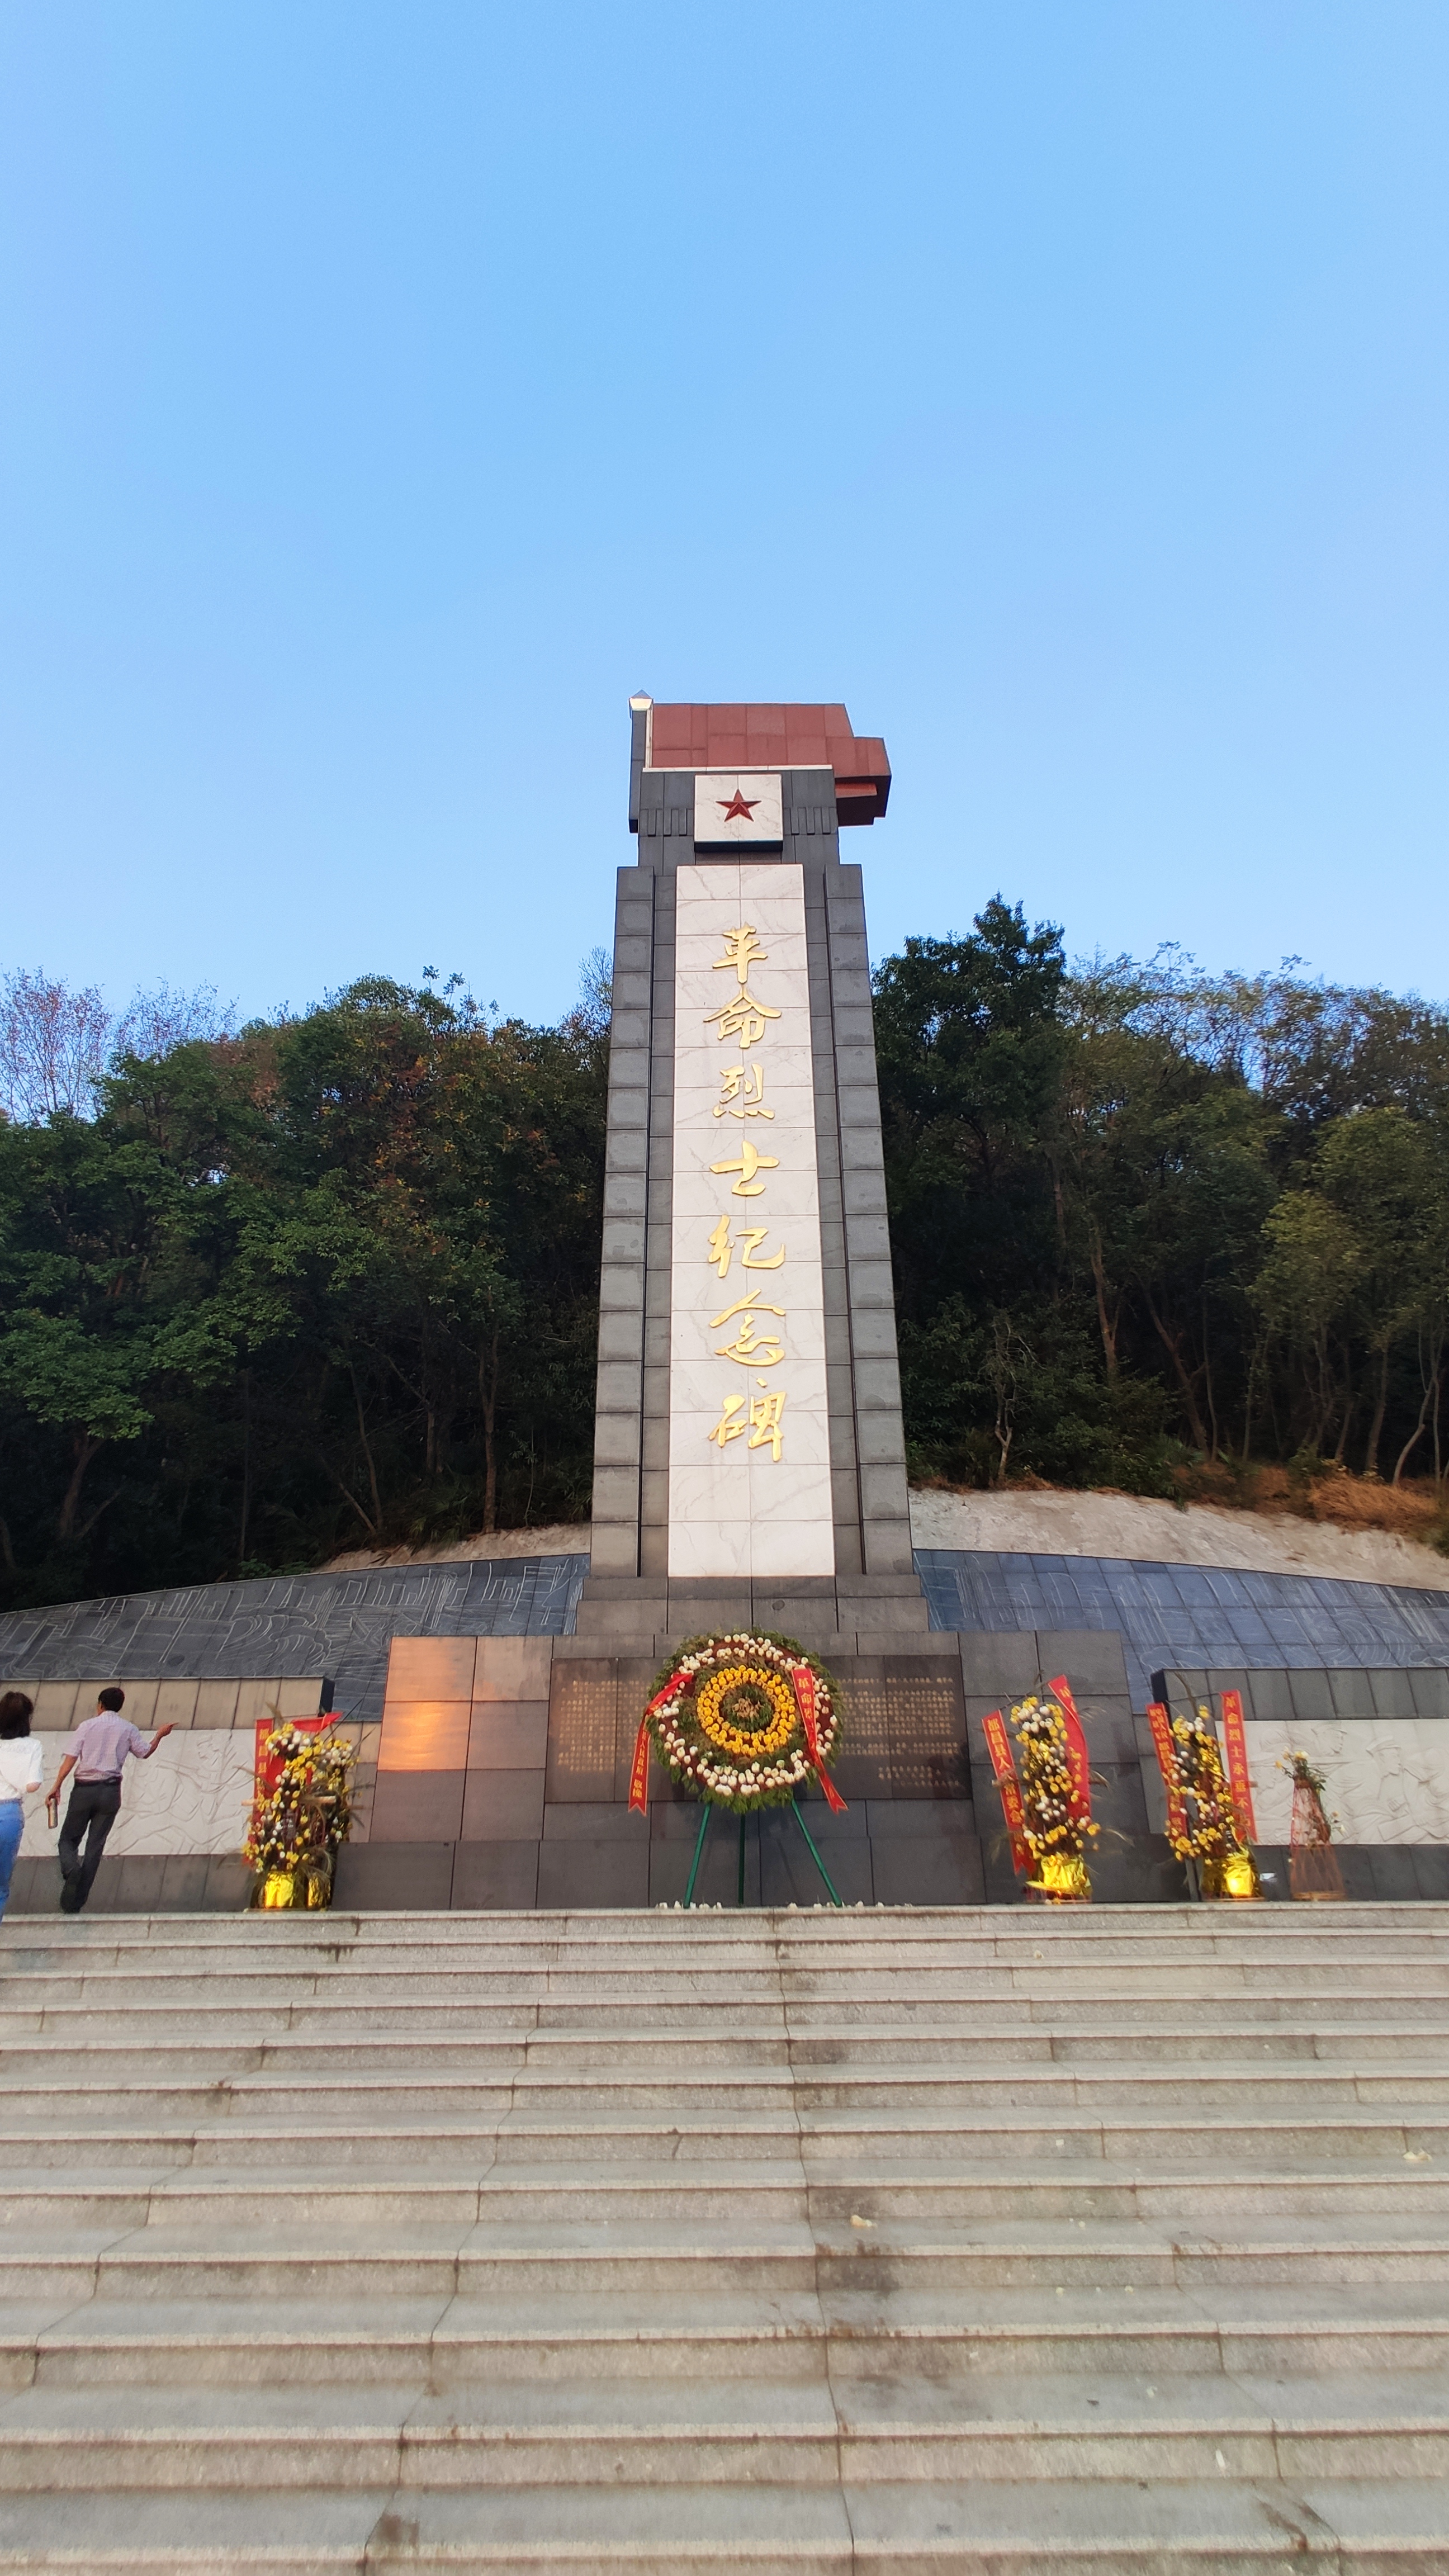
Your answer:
[546,1660,657,1803]
[832,1657,969,1800]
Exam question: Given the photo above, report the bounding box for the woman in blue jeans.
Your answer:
[0,1693,44,1920]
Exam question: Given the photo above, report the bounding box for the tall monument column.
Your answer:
[583,699,926,1649]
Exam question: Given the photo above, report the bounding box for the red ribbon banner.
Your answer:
[1218,1689,1258,1841]
[981,1710,1031,1876]
[789,1664,847,1812]
[1144,1702,1187,1843]
[1047,1675,1092,1822]
[253,1714,334,1797]
[629,1669,692,1816]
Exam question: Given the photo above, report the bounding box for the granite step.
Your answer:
[0,2474,1445,2572]
[2,1903,1448,2570]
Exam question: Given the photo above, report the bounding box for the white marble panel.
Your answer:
[18,1734,257,1860]
[749,1521,838,1578]
[690,778,784,846]
[670,1166,822,1222]
[669,865,835,1580]
[669,1309,828,1376]
[667,1518,754,1580]
[1240,1719,1449,1846]
[670,1408,833,1495]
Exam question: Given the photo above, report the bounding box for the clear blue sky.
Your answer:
[2,2,1446,1026]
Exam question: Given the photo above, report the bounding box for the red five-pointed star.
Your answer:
[717,789,760,822]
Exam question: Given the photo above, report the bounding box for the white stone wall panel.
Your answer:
[668,862,835,1579]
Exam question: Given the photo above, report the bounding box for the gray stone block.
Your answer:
[859,1464,911,1518]
[450,1841,539,1909]
[460,1768,544,1841]
[841,1171,889,1221]
[542,1800,640,1841]
[466,1702,549,1767]
[588,1526,639,1578]
[596,1311,644,1366]
[962,1634,1044,1697]
[593,1362,643,1414]
[640,1415,669,1470]
[593,1414,642,1470]
[332,1842,454,1910]
[844,1262,898,1311]
[861,1524,916,1578]
[370,1769,466,1843]
[537,1838,649,1909]
[1035,1632,1130,1694]
[205,1855,252,1910]
[855,1415,907,1467]
[1287,1669,1336,1721]
[870,1834,984,1907]
[844,1214,893,1264]
[1327,1668,1376,1718]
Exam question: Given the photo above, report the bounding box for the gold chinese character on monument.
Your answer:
[713,1063,772,1120]
[714,1314,785,1367]
[705,989,780,1049]
[709,1140,779,1197]
[706,1394,746,1448]
[705,1218,786,1280]
[705,1382,788,1460]
[710,1287,785,1331]
[713,924,767,985]
[709,1275,786,1363]
[746,1384,787,1460]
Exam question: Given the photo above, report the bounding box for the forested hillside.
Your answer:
[3,906,1448,1611]
[879,903,1449,1505]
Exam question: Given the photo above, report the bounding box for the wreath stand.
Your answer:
[682,1797,844,1909]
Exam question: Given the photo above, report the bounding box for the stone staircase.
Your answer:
[1,1902,1448,2572]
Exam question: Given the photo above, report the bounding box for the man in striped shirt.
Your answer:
[46,1687,173,1915]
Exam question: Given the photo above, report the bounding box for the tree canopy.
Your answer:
[3,916,1449,1611]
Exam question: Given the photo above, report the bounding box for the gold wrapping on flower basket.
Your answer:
[260,1871,299,1910]
[1201,1849,1261,1901]
[1026,1851,1092,1903]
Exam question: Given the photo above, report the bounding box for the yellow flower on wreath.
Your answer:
[694,1664,798,1759]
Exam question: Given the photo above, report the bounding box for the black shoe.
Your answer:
[59,1882,80,1914]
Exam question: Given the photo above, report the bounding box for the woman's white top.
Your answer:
[0,1738,44,1799]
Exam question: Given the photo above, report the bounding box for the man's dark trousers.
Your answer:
[59,1780,122,1907]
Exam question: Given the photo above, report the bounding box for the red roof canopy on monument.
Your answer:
[646,702,890,823]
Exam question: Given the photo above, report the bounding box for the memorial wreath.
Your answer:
[631,1632,845,1815]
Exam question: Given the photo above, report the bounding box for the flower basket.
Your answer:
[1168,1707,1260,1900]
[244,1718,356,1911]
[1010,1693,1098,1902]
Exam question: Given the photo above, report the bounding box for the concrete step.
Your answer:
[3,2215,1447,2309]
[0,2473,1444,2572]
[2,2371,1449,2488]
[4,2061,1449,2127]
[2,1903,1448,2569]
[4,2109,1446,2172]
[6,2023,1449,2075]
[3,2156,1445,2233]
[8,2281,1449,2392]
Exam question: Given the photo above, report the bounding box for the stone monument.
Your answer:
[333,699,1142,1910]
